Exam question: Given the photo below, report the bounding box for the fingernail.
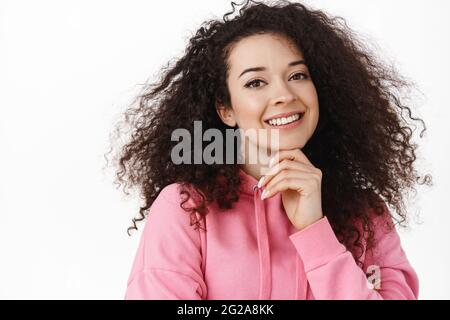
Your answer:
[261,189,268,200]
[268,157,275,168]
[257,176,265,188]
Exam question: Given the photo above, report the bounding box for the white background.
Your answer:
[1,0,449,299]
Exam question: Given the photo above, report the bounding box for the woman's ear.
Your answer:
[216,102,237,127]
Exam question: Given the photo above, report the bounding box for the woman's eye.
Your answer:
[290,72,309,81]
[244,79,265,89]
[245,73,308,89]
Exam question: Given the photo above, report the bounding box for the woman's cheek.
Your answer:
[236,99,266,128]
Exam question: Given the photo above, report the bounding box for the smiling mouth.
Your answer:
[264,112,305,127]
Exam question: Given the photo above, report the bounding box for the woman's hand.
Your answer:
[258,148,324,231]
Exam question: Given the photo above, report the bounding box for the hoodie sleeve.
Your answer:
[289,206,419,300]
[124,184,207,300]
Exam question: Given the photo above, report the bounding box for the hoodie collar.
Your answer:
[238,168,260,195]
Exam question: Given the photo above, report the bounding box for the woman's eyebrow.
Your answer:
[238,59,306,79]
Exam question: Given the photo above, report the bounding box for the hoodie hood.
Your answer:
[238,168,306,299]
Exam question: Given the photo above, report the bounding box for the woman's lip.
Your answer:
[263,111,305,122]
[263,112,305,129]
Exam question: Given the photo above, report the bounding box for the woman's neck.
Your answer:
[240,149,273,181]
[240,163,263,181]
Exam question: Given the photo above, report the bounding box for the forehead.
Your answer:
[227,33,304,76]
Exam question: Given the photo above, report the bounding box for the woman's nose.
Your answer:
[269,80,296,106]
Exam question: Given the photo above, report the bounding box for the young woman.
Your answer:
[110,0,432,299]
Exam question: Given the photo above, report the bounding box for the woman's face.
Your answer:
[217,33,319,153]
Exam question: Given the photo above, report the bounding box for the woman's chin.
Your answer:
[251,140,306,157]
[271,141,305,152]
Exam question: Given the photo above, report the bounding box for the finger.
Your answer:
[269,148,314,168]
[258,160,313,188]
[262,177,315,200]
[263,169,318,195]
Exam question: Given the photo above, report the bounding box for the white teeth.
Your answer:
[267,113,302,126]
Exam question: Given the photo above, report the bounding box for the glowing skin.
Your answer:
[216,33,324,231]
[216,33,319,179]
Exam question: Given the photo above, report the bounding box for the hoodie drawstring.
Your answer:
[253,184,307,300]
[253,185,272,300]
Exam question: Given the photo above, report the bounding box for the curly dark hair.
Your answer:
[107,0,432,265]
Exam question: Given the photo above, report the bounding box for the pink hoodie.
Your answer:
[124,169,419,300]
